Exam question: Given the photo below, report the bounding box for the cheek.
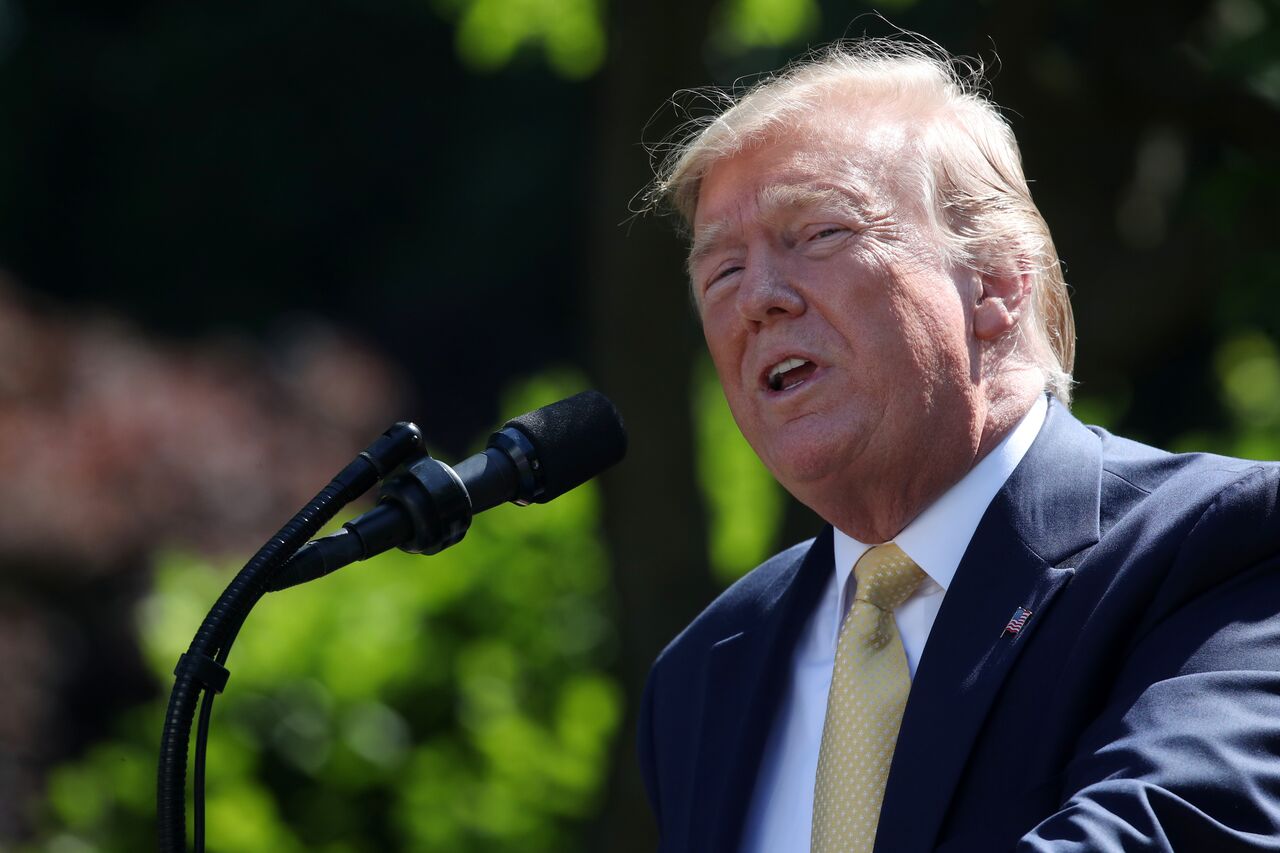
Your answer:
[898,292,973,384]
[702,319,747,387]
[701,303,738,349]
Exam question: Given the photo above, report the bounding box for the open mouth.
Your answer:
[766,357,817,392]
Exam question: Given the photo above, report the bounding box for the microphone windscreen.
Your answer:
[503,390,627,502]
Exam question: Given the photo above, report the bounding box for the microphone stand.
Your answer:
[155,422,424,853]
[156,390,626,852]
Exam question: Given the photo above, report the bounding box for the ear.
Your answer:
[973,270,1032,342]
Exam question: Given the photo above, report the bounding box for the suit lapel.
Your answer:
[689,527,834,853]
[876,401,1103,852]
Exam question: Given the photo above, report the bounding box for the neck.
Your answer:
[819,375,1043,543]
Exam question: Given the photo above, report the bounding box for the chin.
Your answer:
[763,437,849,492]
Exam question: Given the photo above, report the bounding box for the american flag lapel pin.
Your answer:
[1001,606,1033,638]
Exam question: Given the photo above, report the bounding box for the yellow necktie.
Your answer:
[811,543,926,853]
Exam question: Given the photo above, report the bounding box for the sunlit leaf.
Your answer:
[452,0,605,79]
[1216,330,1280,427]
[714,0,820,53]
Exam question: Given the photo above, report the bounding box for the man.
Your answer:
[638,39,1280,852]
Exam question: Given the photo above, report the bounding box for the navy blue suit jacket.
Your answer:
[639,400,1280,851]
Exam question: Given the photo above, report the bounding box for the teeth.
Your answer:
[767,357,812,391]
[768,357,808,380]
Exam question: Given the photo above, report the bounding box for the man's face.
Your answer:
[689,116,984,522]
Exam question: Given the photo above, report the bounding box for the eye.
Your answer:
[811,225,848,241]
[704,264,743,292]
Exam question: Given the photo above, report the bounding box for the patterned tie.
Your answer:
[811,543,926,853]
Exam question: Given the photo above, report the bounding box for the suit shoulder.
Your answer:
[1086,429,1280,605]
[651,536,819,671]
[1092,425,1280,504]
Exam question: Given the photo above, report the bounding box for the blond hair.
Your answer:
[649,38,1076,403]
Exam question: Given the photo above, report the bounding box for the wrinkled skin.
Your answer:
[688,113,1042,541]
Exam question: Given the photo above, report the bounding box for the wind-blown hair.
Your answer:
[648,39,1076,403]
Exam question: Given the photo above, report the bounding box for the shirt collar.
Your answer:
[829,394,1048,640]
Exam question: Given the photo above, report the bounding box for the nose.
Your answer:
[737,254,805,327]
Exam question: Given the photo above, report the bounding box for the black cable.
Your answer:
[191,588,257,852]
[193,690,214,853]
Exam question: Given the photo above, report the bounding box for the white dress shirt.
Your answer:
[739,395,1048,853]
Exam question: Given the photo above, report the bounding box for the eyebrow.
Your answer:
[686,182,874,280]
[686,220,732,280]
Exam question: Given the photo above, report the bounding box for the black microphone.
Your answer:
[265,391,626,592]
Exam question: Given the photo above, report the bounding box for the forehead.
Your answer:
[691,116,908,231]
[694,142,843,226]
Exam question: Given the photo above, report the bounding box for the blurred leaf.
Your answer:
[693,355,785,584]
[450,0,606,79]
[46,764,107,832]
[1216,330,1280,427]
[713,0,820,53]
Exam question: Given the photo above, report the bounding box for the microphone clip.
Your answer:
[382,455,473,554]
